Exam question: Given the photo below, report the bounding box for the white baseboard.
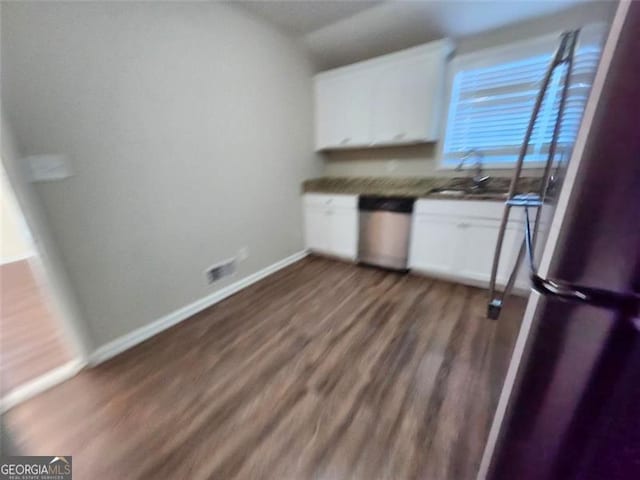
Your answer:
[89,250,308,366]
[0,359,85,413]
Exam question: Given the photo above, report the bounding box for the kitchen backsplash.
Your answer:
[322,144,545,178]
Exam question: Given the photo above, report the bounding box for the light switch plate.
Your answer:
[26,154,73,182]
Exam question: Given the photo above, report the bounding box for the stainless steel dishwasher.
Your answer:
[358,196,415,271]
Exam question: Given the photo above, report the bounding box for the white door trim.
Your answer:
[0,359,86,413]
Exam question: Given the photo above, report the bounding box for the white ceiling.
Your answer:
[237,0,605,69]
[235,1,383,36]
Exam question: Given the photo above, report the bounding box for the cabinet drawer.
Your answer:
[414,199,553,225]
[414,199,504,219]
[303,194,358,209]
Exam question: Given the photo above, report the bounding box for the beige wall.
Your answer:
[1,2,321,346]
[1,170,33,262]
[322,1,617,178]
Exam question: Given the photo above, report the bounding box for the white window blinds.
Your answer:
[442,26,605,167]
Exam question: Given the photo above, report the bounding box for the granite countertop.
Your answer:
[302,176,544,201]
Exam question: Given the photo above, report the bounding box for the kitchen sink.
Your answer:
[430,188,467,196]
[429,187,508,199]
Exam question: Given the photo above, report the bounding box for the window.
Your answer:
[441,26,605,168]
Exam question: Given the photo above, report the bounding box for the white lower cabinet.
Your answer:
[303,194,357,260]
[303,195,550,292]
[304,205,330,252]
[409,214,459,276]
[409,200,549,291]
[456,219,522,285]
[328,208,358,259]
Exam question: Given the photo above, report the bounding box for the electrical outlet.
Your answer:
[386,159,399,172]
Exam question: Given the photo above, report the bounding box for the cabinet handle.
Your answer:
[458,222,470,228]
[394,132,406,140]
[340,137,351,145]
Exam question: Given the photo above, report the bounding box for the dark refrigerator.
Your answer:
[482,2,640,479]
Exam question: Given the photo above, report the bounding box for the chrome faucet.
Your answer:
[456,149,490,191]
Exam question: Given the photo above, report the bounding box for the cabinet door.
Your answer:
[456,219,522,284]
[314,70,373,150]
[409,214,460,275]
[371,53,442,145]
[329,208,358,260]
[304,206,330,253]
[404,54,442,141]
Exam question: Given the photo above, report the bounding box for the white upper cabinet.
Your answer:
[314,70,374,149]
[371,49,445,145]
[314,39,454,151]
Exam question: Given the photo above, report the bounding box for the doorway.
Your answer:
[0,165,79,406]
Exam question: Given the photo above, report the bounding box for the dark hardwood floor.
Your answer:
[1,259,72,396]
[4,256,526,479]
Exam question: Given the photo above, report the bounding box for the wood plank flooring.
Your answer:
[4,256,526,479]
[1,259,72,396]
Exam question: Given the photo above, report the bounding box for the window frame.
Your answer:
[437,25,605,171]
